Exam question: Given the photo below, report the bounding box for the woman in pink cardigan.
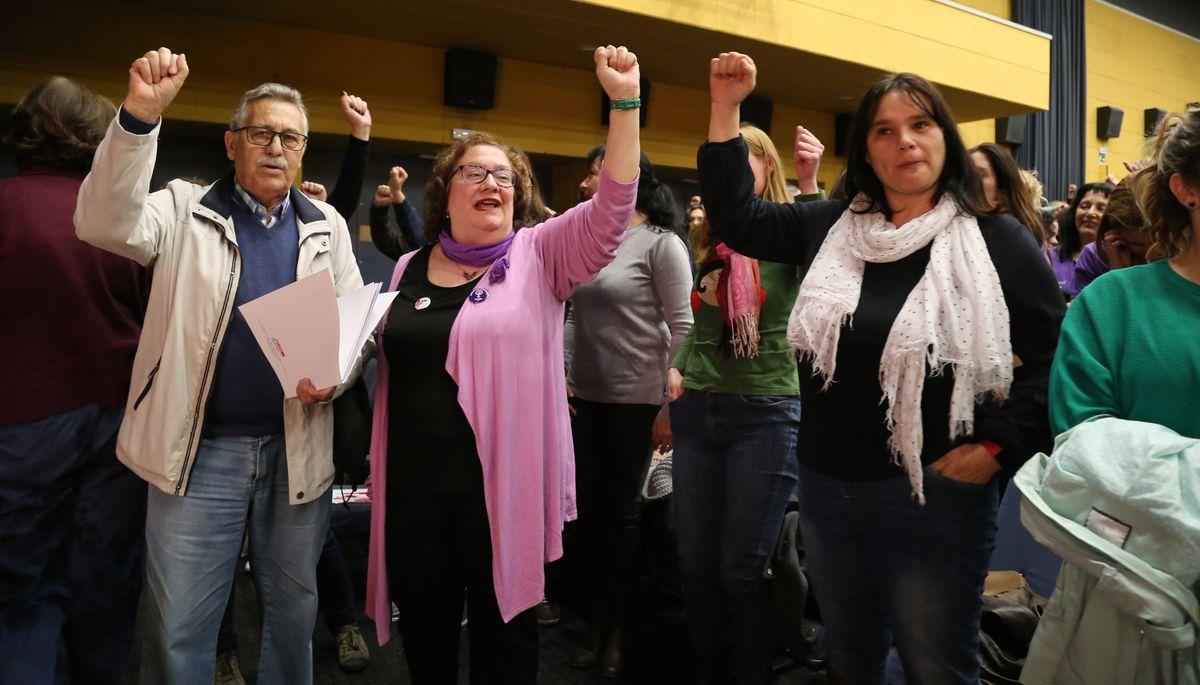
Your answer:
[365,46,642,683]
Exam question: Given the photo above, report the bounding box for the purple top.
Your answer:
[365,169,638,643]
[1048,246,1078,296]
[1071,242,1110,297]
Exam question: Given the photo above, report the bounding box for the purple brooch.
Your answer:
[469,287,489,304]
[488,257,510,285]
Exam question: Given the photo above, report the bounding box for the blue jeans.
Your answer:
[0,404,145,685]
[670,390,800,685]
[141,435,329,685]
[797,464,998,685]
[989,481,1061,598]
[216,518,363,654]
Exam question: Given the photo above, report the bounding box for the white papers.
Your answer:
[240,269,397,398]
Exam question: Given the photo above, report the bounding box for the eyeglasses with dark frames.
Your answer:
[232,125,308,152]
[453,163,517,188]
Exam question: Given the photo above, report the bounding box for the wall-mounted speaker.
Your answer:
[995,115,1027,146]
[1096,106,1124,140]
[1144,108,1168,137]
[740,95,773,134]
[601,77,650,128]
[834,112,853,157]
[444,49,497,110]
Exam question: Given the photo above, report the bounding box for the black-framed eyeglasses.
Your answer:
[454,163,517,188]
[232,125,308,151]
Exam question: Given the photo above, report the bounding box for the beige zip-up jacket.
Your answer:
[75,117,366,504]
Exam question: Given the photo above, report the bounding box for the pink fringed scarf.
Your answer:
[715,243,764,358]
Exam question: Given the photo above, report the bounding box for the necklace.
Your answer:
[435,246,485,283]
[457,265,485,281]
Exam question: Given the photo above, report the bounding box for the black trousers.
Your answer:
[570,398,660,634]
[387,490,538,685]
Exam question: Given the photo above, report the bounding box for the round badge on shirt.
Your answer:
[414,297,431,311]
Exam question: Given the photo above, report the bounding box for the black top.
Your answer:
[383,246,484,492]
[369,199,427,260]
[327,136,369,222]
[698,136,1065,480]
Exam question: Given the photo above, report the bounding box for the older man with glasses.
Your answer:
[75,47,367,685]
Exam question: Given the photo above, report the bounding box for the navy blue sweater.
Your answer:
[204,198,300,437]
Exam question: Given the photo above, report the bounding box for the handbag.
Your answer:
[764,511,825,666]
[979,571,1045,685]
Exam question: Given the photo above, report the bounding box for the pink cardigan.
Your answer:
[366,170,638,644]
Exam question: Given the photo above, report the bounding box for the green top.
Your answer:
[670,191,823,396]
[1049,259,1200,438]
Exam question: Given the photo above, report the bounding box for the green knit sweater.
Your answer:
[670,260,802,396]
[1049,259,1200,438]
[670,191,826,395]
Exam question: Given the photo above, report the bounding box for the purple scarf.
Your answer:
[438,230,515,267]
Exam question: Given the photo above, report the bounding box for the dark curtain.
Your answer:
[1012,0,1086,201]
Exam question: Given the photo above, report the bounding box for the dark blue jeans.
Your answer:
[796,464,999,685]
[670,390,800,685]
[0,404,146,685]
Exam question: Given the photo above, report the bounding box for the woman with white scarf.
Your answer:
[700,53,1065,684]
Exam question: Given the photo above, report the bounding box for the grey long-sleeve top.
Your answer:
[566,221,693,406]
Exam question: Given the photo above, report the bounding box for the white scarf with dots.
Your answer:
[787,194,1012,503]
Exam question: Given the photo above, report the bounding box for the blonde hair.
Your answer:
[689,210,714,269]
[688,125,791,267]
[1145,112,1184,158]
[739,124,790,203]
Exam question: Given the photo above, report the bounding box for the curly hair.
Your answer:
[1138,109,1200,260]
[422,132,531,244]
[2,76,116,173]
[506,145,553,227]
[1097,172,1149,242]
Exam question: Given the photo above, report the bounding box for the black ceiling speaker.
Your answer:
[1097,106,1124,140]
[601,77,650,128]
[1144,108,1168,137]
[740,95,773,134]
[834,112,853,157]
[995,115,1027,147]
[444,48,497,110]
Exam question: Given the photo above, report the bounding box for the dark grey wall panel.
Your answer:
[1103,0,1200,40]
[1013,0,1087,201]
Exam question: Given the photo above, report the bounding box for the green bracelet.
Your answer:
[610,97,641,111]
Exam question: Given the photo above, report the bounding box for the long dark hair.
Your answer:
[588,145,678,230]
[969,142,1045,245]
[832,72,988,220]
[1056,181,1114,259]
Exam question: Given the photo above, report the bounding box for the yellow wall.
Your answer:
[0,5,708,170]
[0,1,1045,200]
[958,119,998,149]
[1085,0,1200,183]
[954,0,1011,21]
[585,0,1047,114]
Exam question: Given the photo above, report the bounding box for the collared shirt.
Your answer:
[233,182,291,229]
